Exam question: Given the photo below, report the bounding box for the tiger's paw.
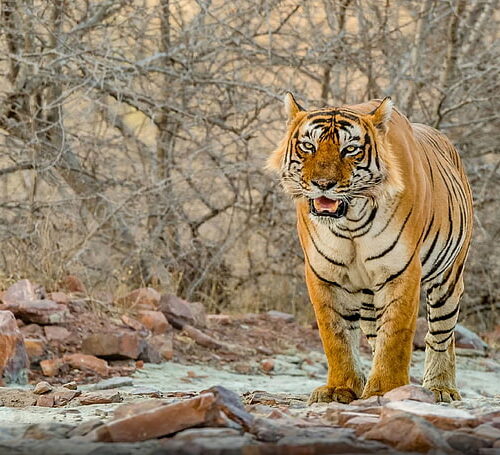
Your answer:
[427,386,461,403]
[308,385,357,405]
[361,376,408,399]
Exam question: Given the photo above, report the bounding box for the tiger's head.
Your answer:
[268,93,403,220]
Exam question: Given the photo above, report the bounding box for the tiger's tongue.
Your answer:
[313,196,340,213]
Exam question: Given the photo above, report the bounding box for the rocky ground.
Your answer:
[0,277,498,454]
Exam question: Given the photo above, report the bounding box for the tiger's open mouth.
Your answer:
[309,196,348,218]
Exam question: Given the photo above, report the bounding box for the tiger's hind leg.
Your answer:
[423,264,465,403]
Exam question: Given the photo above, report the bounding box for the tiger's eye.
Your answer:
[346,146,356,152]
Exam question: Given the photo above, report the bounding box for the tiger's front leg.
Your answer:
[361,260,420,398]
[305,265,365,404]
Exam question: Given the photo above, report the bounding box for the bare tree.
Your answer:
[0,0,498,327]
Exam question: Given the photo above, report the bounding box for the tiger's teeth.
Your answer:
[313,197,340,213]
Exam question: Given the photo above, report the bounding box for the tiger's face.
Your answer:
[268,94,398,220]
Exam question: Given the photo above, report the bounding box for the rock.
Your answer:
[40,358,64,377]
[116,288,161,310]
[261,359,275,372]
[159,294,206,329]
[53,389,80,406]
[67,418,104,438]
[274,434,387,454]
[36,394,55,407]
[382,400,479,430]
[455,324,489,351]
[88,393,219,442]
[33,381,53,394]
[138,340,162,364]
[15,300,69,324]
[121,315,147,332]
[383,385,435,403]
[147,333,174,360]
[89,386,250,443]
[0,311,29,384]
[344,415,380,435]
[265,311,295,323]
[47,292,71,305]
[137,310,170,335]
[130,387,162,398]
[173,427,242,440]
[350,395,388,407]
[363,411,451,452]
[20,323,44,338]
[62,381,78,390]
[24,338,45,359]
[63,353,109,376]
[23,422,75,440]
[79,390,122,405]
[182,324,231,351]
[446,430,492,454]
[44,326,71,342]
[338,411,379,426]
[473,423,500,441]
[0,279,39,309]
[88,377,134,391]
[82,330,144,360]
[60,275,86,294]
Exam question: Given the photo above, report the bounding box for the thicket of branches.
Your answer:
[0,0,498,328]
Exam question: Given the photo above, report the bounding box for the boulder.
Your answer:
[63,353,109,376]
[383,385,435,403]
[82,330,144,360]
[137,310,171,335]
[116,288,161,310]
[0,310,29,384]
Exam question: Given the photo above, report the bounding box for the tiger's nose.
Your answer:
[311,179,337,190]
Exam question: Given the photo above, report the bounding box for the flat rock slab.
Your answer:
[383,400,479,430]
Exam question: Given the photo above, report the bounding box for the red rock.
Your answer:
[79,390,122,405]
[36,394,55,407]
[455,324,488,351]
[135,360,144,369]
[363,411,451,452]
[446,431,491,454]
[24,338,44,359]
[138,311,170,335]
[33,381,52,394]
[53,389,79,406]
[261,359,275,372]
[44,325,71,341]
[0,280,39,309]
[159,294,206,329]
[0,311,29,384]
[40,358,63,377]
[63,353,109,376]
[60,275,86,294]
[20,323,44,338]
[182,324,229,350]
[344,415,380,435]
[15,300,69,324]
[148,333,174,360]
[338,411,378,425]
[383,385,435,403]
[88,393,219,442]
[82,330,144,360]
[47,292,71,305]
[382,400,479,430]
[121,315,146,332]
[413,317,427,349]
[116,288,161,310]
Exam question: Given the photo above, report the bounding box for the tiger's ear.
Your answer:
[369,97,393,134]
[284,92,305,124]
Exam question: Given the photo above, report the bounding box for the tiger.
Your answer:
[267,93,473,404]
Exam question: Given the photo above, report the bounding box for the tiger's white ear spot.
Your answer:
[284,92,305,124]
[370,97,393,134]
